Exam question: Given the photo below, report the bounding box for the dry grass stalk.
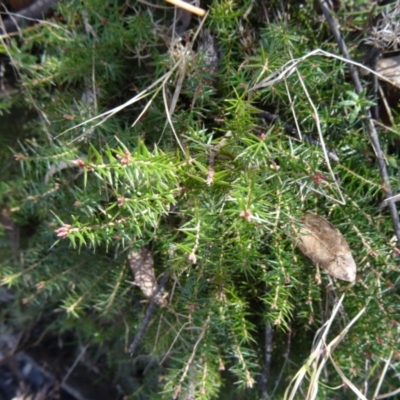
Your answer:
[284,295,366,400]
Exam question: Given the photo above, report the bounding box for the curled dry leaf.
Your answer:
[294,213,356,282]
[127,248,168,307]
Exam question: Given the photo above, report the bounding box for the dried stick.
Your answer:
[318,0,400,246]
[164,0,206,17]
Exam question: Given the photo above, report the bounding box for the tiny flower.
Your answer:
[187,303,199,312]
[55,224,71,239]
[386,281,394,290]
[14,153,25,161]
[239,209,252,222]
[269,161,280,170]
[74,201,82,206]
[116,150,131,164]
[117,197,125,207]
[73,159,86,167]
[188,252,197,264]
[311,173,327,186]
[206,168,214,186]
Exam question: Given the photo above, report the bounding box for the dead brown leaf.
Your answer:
[294,213,356,282]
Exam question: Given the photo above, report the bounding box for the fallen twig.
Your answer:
[164,0,206,17]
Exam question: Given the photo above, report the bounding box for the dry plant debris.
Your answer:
[365,3,400,52]
[376,55,400,86]
[294,213,356,283]
[197,28,220,77]
[127,247,168,307]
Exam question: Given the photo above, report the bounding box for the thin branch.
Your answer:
[0,0,59,34]
[260,322,273,399]
[174,314,211,394]
[129,273,169,355]
[61,344,88,385]
[319,0,400,246]
[271,327,291,398]
[258,111,339,162]
[373,351,393,399]
[376,387,400,400]
[250,49,400,91]
[291,55,345,205]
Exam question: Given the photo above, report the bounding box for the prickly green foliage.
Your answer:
[1,0,400,398]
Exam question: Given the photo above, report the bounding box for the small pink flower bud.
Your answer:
[188,252,197,264]
[116,150,131,164]
[55,224,71,239]
[239,209,252,222]
[14,153,25,161]
[73,159,86,167]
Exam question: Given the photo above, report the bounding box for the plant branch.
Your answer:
[129,273,169,355]
[319,0,400,246]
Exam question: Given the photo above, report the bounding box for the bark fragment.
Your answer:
[127,248,168,307]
